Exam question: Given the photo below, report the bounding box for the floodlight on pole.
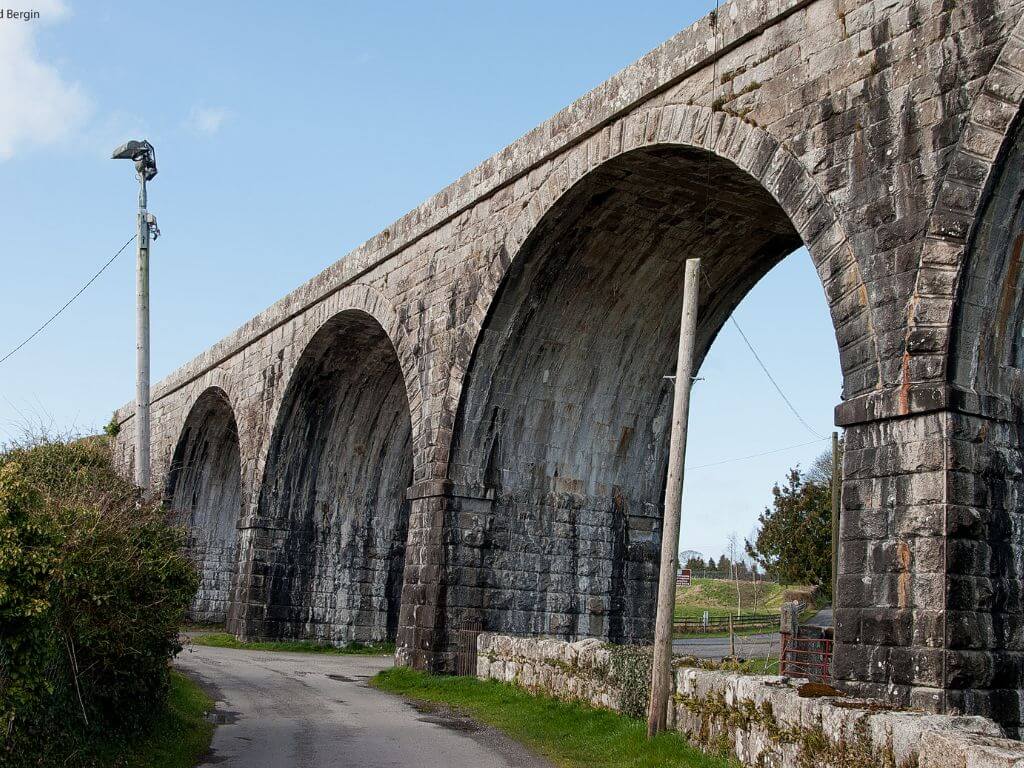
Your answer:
[112,139,160,492]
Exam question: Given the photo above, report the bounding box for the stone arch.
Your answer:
[949,105,1024,402]
[241,305,414,645]
[245,283,422,515]
[165,385,244,624]
[937,33,1024,724]
[435,105,878,475]
[441,105,869,642]
[913,16,1024,398]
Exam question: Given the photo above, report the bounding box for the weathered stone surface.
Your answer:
[112,0,1024,729]
[478,633,1024,768]
[240,310,412,645]
[165,387,241,624]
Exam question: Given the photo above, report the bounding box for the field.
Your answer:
[673,579,823,636]
[674,578,805,620]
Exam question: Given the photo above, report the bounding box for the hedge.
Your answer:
[0,437,198,767]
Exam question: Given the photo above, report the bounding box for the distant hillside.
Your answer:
[675,578,820,619]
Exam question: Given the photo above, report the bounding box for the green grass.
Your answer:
[93,671,214,767]
[188,631,394,655]
[738,658,780,675]
[673,579,826,638]
[371,667,737,768]
[674,578,790,619]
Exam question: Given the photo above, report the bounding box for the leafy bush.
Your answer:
[0,437,197,767]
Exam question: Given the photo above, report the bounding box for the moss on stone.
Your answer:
[607,644,652,719]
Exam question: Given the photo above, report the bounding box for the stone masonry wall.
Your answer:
[238,310,412,645]
[478,633,1024,768]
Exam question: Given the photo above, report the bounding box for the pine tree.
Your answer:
[745,452,835,593]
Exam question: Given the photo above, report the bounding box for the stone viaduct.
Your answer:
[114,0,1024,731]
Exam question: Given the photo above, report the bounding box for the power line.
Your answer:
[687,437,829,471]
[698,268,827,440]
[726,313,828,439]
[695,0,825,442]
[0,234,137,367]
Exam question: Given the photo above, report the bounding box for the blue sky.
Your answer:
[0,1,841,560]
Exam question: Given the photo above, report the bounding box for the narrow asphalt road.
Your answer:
[175,644,551,768]
[671,607,832,659]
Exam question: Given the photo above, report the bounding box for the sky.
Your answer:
[0,1,842,561]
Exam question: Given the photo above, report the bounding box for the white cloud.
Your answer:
[186,106,229,136]
[0,0,92,160]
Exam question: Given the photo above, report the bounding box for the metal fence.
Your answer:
[682,569,779,582]
[455,617,484,676]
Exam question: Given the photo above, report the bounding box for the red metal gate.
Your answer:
[780,631,833,683]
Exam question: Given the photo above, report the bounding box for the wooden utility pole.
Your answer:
[647,258,700,738]
[831,431,840,603]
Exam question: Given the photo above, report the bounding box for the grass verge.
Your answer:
[371,667,736,768]
[188,631,394,656]
[93,670,214,767]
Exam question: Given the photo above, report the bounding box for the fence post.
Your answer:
[779,601,799,676]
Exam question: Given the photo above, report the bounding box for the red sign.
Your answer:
[676,568,691,586]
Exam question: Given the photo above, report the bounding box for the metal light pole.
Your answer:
[647,257,701,737]
[112,140,159,491]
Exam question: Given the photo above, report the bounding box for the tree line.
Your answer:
[682,445,840,596]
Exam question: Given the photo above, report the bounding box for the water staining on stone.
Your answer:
[250,310,413,646]
[166,387,243,624]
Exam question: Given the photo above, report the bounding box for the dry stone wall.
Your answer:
[477,633,1024,768]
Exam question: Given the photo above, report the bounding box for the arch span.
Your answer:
[166,387,243,624]
[950,107,1024,399]
[249,309,413,645]
[907,11,1024,414]
[941,101,1024,723]
[446,139,844,642]
[440,107,879,438]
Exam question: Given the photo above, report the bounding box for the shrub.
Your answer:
[0,437,197,767]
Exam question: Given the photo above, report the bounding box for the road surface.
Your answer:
[175,644,551,768]
[672,607,832,660]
